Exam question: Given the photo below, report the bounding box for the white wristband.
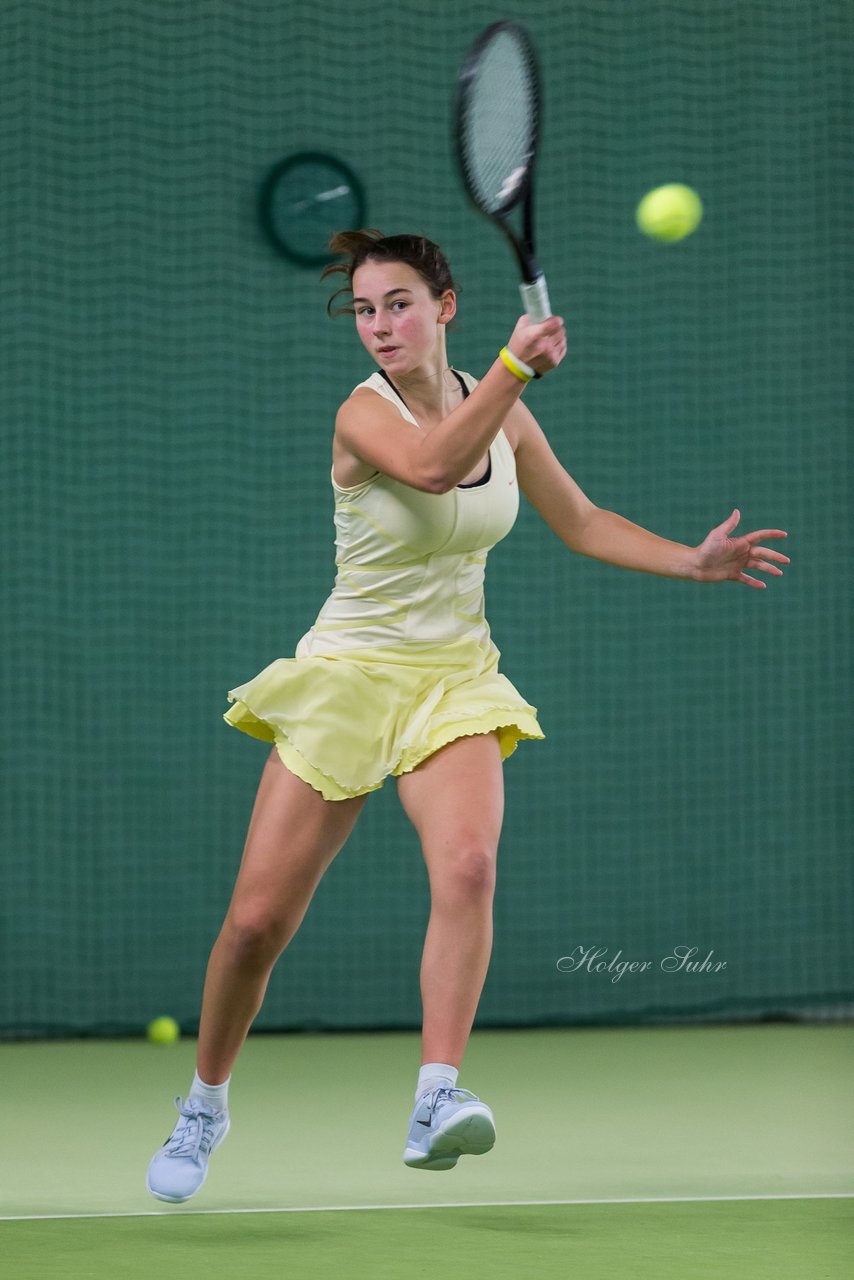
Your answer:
[505,347,536,379]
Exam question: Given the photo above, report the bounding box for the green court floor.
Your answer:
[2,1024,852,1278]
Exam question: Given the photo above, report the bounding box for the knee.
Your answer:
[221,907,290,966]
[429,840,497,904]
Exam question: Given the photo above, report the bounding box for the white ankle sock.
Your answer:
[416,1062,458,1101]
[190,1070,230,1112]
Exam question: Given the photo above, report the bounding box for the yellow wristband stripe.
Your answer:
[499,346,534,383]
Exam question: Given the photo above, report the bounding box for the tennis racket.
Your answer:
[454,20,551,321]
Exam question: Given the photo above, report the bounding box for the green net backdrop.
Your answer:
[2,0,851,1038]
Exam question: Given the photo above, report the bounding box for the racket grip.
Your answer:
[520,274,552,322]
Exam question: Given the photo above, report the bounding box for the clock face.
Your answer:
[259,152,366,267]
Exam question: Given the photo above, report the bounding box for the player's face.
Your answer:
[352,260,453,372]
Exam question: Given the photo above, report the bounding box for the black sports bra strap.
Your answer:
[377,367,405,405]
[378,368,470,407]
[451,370,470,399]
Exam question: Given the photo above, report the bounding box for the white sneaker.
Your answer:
[146,1095,230,1203]
[403,1086,496,1170]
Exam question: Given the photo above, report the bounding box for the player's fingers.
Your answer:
[531,325,568,370]
[747,529,788,541]
[540,332,568,358]
[516,314,561,331]
[739,574,766,588]
[534,316,564,338]
[508,316,564,366]
[751,546,790,563]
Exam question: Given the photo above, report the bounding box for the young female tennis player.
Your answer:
[147,230,789,1203]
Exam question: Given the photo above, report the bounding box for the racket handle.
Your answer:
[520,274,552,322]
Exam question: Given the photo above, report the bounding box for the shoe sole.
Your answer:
[146,1117,231,1203]
[404,1104,495,1170]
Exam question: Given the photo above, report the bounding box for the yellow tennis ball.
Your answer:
[636,183,703,242]
[147,1016,180,1045]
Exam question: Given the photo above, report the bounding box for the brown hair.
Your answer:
[321,228,461,327]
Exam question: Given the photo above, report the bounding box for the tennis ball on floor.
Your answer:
[636,183,703,242]
[147,1016,180,1045]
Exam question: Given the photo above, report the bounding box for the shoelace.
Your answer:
[424,1086,480,1113]
[163,1095,224,1162]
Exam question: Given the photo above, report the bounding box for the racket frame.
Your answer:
[454,20,552,320]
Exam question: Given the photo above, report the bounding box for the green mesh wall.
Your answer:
[2,0,851,1038]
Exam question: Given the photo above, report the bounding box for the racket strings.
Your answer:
[460,32,538,214]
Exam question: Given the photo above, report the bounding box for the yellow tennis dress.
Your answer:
[223,368,544,800]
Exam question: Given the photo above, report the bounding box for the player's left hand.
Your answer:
[692,508,790,588]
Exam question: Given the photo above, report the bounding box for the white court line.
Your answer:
[1,1192,852,1223]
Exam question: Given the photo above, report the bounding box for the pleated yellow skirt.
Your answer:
[223,635,544,801]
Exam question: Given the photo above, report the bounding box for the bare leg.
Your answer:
[396,732,504,1069]
[418,874,494,1068]
[197,747,367,1083]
